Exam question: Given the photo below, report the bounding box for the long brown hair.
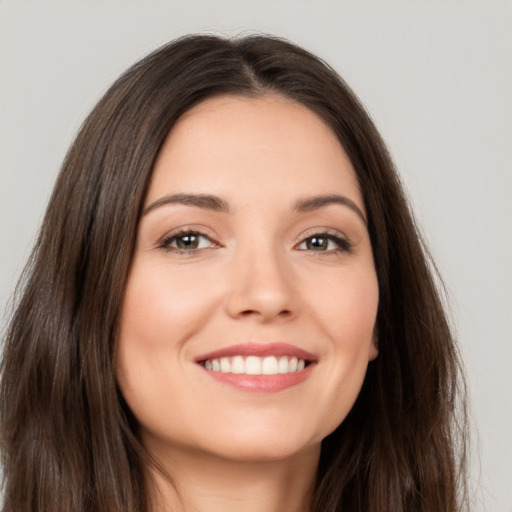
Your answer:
[0,34,468,511]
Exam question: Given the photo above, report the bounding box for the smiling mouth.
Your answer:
[196,343,317,393]
[195,342,317,385]
[200,355,311,375]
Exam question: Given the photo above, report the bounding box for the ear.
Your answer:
[368,331,379,361]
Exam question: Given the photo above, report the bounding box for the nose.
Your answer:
[225,244,297,323]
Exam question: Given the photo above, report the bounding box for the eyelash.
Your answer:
[158,229,353,254]
[295,230,353,253]
[159,229,218,253]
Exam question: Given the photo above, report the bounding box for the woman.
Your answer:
[0,34,469,511]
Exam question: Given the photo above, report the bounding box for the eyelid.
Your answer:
[294,228,353,252]
[157,226,221,252]
[155,224,217,243]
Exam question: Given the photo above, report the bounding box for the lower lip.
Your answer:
[200,364,315,393]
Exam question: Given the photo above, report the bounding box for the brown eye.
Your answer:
[296,232,352,253]
[306,236,329,251]
[176,234,200,249]
[160,231,216,252]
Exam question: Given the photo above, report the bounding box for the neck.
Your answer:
[146,444,320,512]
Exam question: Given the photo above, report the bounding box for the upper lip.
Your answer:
[195,342,317,363]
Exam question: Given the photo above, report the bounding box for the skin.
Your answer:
[116,94,379,512]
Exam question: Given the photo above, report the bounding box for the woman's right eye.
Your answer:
[159,230,217,252]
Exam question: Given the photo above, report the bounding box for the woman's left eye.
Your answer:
[160,231,216,252]
[296,233,351,252]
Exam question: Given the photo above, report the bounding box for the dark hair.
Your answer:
[0,34,468,511]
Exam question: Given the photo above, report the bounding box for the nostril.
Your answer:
[239,308,290,315]
[239,309,257,317]
[238,309,292,318]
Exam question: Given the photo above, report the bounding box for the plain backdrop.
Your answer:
[0,1,511,510]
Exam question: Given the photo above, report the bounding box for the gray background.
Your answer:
[0,1,510,510]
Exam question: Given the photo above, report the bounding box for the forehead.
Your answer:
[147,94,363,210]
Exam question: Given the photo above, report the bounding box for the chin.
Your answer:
[207,436,320,464]
[192,419,326,464]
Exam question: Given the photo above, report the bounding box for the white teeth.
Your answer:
[278,356,289,373]
[203,355,308,375]
[245,356,262,375]
[220,357,231,373]
[261,356,278,375]
[231,355,245,374]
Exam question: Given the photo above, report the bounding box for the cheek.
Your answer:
[115,260,221,419]
[118,260,219,353]
[328,268,378,371]
[308,263,379,345]
[303,266,378,434]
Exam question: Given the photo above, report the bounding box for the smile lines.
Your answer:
[202,355,307,375]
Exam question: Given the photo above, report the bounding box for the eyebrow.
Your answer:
[293,194,367,225]
[143,193,230,215]
[143,192,366,225]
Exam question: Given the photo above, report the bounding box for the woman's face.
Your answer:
[116,95,379,463]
